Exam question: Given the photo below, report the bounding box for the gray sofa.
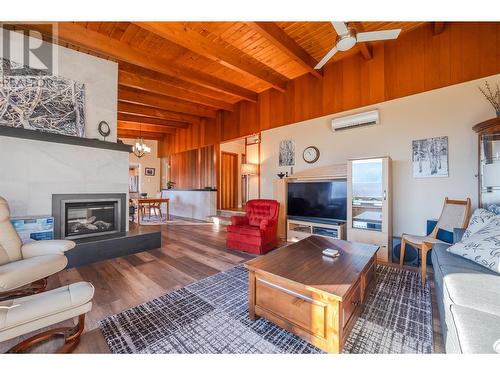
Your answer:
[432,228,500,353]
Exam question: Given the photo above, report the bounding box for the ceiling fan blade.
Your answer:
[356,29,401,42]
[331,21,348,35]
[314,46,338,70]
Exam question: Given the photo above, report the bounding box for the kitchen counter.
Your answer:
[161,189,216,221]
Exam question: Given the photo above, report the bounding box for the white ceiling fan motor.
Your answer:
[335,28,357,51]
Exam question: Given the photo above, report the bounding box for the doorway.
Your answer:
[129,164,140,196]
[220,151,239,209]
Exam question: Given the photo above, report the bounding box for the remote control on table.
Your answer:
[322,248,339,258]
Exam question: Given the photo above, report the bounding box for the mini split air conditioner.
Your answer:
[331,110,379,131]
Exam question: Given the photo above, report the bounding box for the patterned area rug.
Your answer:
[139,215,212,226]
[99,264,433,354]
[137,214,168,225]
[343,265,433,353]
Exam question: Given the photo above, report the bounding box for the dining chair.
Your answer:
[150,201,162,219]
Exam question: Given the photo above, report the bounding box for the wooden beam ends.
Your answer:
[358,42,373,60]
[433,22,446,35]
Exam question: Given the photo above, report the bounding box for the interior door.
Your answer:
[221,152,239,209]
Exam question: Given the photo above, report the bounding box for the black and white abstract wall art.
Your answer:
[0,58,85,137]
[279,139,295,167]
[412,136,449,178]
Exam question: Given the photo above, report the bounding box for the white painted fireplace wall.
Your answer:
[0,34,129,228]
[0,137,129,222]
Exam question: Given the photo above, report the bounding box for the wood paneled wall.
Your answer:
[161,22,500,156]
[159,117,221,156]
[168,144,216,189]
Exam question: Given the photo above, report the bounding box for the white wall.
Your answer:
[123,138,161,198]
[57,46,118,141]
[0,137,129,217]
[260,73,500,237]
[246,143,260,200]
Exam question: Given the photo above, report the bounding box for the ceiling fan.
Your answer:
[314,22,401,69]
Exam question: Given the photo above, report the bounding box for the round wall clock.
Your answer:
[303,146,320,163]
[98,121,111,138]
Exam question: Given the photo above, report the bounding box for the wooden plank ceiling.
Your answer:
[10,21,427,139]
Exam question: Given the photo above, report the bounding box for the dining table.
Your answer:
[134,198,170,223]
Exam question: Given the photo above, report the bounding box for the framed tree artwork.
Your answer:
[279,140,295,167]
[412,136,449,178]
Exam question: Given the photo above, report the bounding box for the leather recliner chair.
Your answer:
[0,196,75,300]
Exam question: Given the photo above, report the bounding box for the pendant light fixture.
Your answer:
[132,124,151,158]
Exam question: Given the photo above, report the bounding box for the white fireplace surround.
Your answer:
[0,136,130,231]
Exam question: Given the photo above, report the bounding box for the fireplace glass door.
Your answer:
[65,201,117,238]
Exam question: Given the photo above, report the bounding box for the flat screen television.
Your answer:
[287,180,347,223]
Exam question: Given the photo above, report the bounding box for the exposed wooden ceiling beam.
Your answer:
[119,86,217,118]
[246,22,322,79]
[137,22,288,92]
[120,62,239,104]
[118,121,177,134]
[350,22,373,60]
[357,41,373,60]
[118,113,189,128]
[118,102,201,125]
[433,22,446,35]
[17,23,258,102]
[117,129,167,141]
[119,70,234,111]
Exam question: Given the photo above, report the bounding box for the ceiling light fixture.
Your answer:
[132,124,151,158]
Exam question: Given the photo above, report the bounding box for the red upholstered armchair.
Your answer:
[226,199,280,255]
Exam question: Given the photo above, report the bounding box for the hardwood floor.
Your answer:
[0,222,444,354]
[0,221,253,353]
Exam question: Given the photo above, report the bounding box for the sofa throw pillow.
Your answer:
[462,208,496,239]
[488,204,500,215]
[447,217,500,274]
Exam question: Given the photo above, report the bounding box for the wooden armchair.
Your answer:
[400,197,471,285]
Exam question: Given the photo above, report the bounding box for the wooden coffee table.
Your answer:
[245,235,379,353]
